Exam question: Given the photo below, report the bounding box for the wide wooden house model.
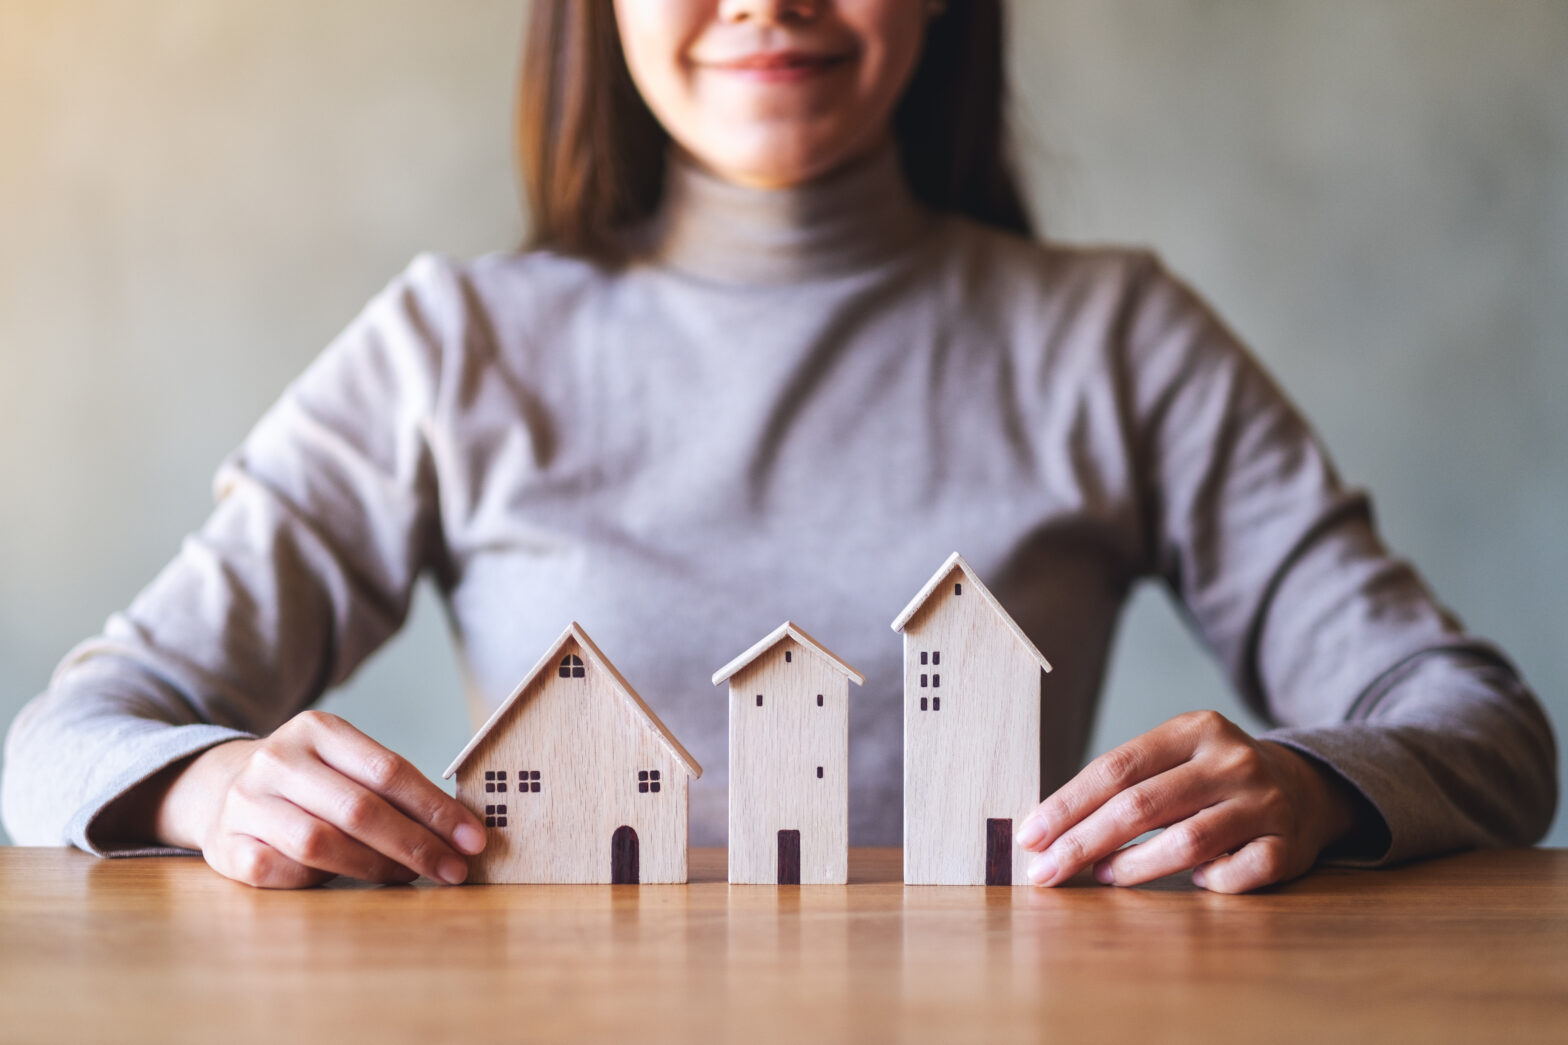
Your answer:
[443,622,702,884]
[713,621,864,884]
[892,553,1053,886]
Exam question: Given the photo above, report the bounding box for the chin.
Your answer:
[704,134,863,189]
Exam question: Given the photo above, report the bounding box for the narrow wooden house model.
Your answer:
[713,621,864,884]
[443,622,702,884]
[892,553,1053,886]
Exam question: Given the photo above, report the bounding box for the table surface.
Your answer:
[2,846,1565,1044]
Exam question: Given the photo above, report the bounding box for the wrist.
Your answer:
[151,740,256,851]
[1261,740,1361,854]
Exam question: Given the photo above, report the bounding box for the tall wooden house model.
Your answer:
[713,621,864,884]
[892,553,1053,886]
[444,622,702,884]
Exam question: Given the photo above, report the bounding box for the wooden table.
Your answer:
[2,847,1564,1043]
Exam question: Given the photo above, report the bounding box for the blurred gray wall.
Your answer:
[2,1,1563,847]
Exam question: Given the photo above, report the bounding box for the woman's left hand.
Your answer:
[1015,710,1363,893]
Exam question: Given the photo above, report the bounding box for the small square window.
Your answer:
[496,805,507,815]
[496,817,507,828]
[920,697,928,711]
[497,782,507,792]
[650,770,660,781]
[639,771,649,782]
[639,782,648,793]
[816,694,823,707]
[530,771,540,781]
[650,781,660,793]
[497,771,507,781]
[485,782,495,793]
[486,805,496,816]
[485,771,495,781]
[531,781,541,793]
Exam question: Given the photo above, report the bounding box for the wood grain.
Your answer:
[3,847,1565,1044]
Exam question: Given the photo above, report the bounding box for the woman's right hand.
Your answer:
[152,710,486,888]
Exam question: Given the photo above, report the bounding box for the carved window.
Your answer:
[816,694,824,707]
[485,804,508,828]
[638,769,661,794]
[919,696,942,712]
[816,766,823,779]
[955,582,962,596]
[558,653,585,679]
[517,770,541,793]
[784,650,792,663]
[756,694,763,707]
[485,770,507,793]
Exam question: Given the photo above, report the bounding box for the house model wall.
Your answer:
[443,622,702,884]
[713,621,864,885]
[892,553,1053,886]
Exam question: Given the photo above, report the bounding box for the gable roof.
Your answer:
[444,621,702,780]
[890,552,1054,675]
[711,620,867,688]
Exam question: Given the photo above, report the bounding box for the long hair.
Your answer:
[517,0,1034,262]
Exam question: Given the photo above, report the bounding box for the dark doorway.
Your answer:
[777,829,801,885]
[611,825,639,884]
[985,818,1012,886]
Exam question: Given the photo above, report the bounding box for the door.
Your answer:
[611,825,639,884]
[777,829,801,885]
[985,818,1012,886]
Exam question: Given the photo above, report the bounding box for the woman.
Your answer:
[2,0,1555,891]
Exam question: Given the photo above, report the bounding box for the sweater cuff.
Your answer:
[67,725,255,857]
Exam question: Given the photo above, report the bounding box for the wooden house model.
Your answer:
[713,621,864,884]
[443,622,702,884]
[891,553,1053,885]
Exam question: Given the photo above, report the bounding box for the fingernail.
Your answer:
[1027,853,1057,885]
[438,856,468,886]
[1015,815,1047,849]
[1191,867,1208,888]
[1093,861,1115,885]
[454,823,486,855]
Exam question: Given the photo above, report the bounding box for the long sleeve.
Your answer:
[1124,254,1558,864]
[1,254,453,854]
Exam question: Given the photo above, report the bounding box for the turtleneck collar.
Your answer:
[631,140,932,286]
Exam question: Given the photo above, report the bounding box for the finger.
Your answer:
[1192,835,1302,894]
[277,757,468,886]
[301,713,486,856]
[1025,761,1218,887]
[1017,717,1203,854]
[1092,801,1253,887]
[242,794,422,884]
[209,833,335,890]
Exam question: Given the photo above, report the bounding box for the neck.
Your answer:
[630,139,931,286]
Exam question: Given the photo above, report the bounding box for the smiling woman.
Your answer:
[0,0,1557,893]
[519,0,1031,260]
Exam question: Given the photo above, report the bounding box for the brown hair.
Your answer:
[517,0,1034,262]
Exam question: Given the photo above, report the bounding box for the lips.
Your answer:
[714,50,852,71]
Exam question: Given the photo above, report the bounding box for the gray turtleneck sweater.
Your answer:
[2,145,1556,862]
